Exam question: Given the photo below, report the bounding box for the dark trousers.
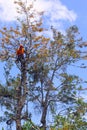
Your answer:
[17,54,24,62]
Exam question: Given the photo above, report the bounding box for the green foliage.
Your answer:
[53,105,87,130]
[22,120,40,130]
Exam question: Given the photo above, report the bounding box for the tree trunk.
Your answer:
[15,59,27,130]
[16,87,22,130]
[16,119,22,130]
[41,85,50,130]
[41,104,47,130]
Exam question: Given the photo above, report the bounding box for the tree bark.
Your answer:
[15,59,27,130]
[41,87,50,130]
[41,102,48,130]
[16,86,22,130]
[40,79,47,130]
[16,119,22,130]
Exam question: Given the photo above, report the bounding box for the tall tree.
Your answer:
[27,25,84,130]
[0,0,49,130]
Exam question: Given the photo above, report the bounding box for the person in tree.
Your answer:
[16,44,25,61]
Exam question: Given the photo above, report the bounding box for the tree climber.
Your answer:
[16,44,25,62]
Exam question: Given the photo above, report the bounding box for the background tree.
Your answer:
[27,25,86,130]
[51,98,87,130]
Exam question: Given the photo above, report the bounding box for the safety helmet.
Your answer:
[20,44,23,48]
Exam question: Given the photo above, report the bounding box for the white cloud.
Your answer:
[34,0,77,21]
[0,0,77,27]
[0,0,17,21]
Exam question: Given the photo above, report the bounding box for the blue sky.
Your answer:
[0,0,87,129]
[61,0,87,39]
[0,0,87,38]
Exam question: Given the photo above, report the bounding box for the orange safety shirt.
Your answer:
[16,47,25,55]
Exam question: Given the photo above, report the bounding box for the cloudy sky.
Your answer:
[0,0,86,35]
[0,0,77,21]
[0,0,87,38]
